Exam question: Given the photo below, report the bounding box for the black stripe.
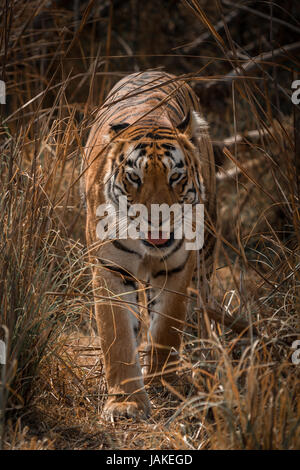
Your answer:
[179,180,189,196]
[112,240,142,258]
[145,132,174,141]
[114,183,127,195]
[164,151,176,163]
[131,131,175,141]
[152,255,190,279]
[160,237,185,261]
[186,188,196,195]
[129,95,161,107]
[135,143,147,150]
[161,143,176,151]
[146,287,157,316]
[108,178,119,204]
[98,259,137,288]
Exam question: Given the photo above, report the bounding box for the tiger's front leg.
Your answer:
[92,253,151,420]
[143,254,195,385]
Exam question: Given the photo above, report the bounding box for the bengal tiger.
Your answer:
[81,71,216,419]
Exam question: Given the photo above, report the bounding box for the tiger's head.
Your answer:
[104,111,208,255]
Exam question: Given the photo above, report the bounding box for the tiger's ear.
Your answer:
[109,122,130,134]
[176,110,192,134]
[105,122,130,143]
[176,110,208,141]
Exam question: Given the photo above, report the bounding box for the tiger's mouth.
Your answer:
[142,231,175,248]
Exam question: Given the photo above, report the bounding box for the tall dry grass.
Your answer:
[0,0,299,450]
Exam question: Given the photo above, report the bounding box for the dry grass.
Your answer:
[0,0,299,450]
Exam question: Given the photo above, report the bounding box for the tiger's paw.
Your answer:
[103,393,151,421]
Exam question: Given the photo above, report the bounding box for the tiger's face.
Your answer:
[104,113,206,255]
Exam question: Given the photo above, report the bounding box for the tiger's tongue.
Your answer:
[147,231,168,245]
